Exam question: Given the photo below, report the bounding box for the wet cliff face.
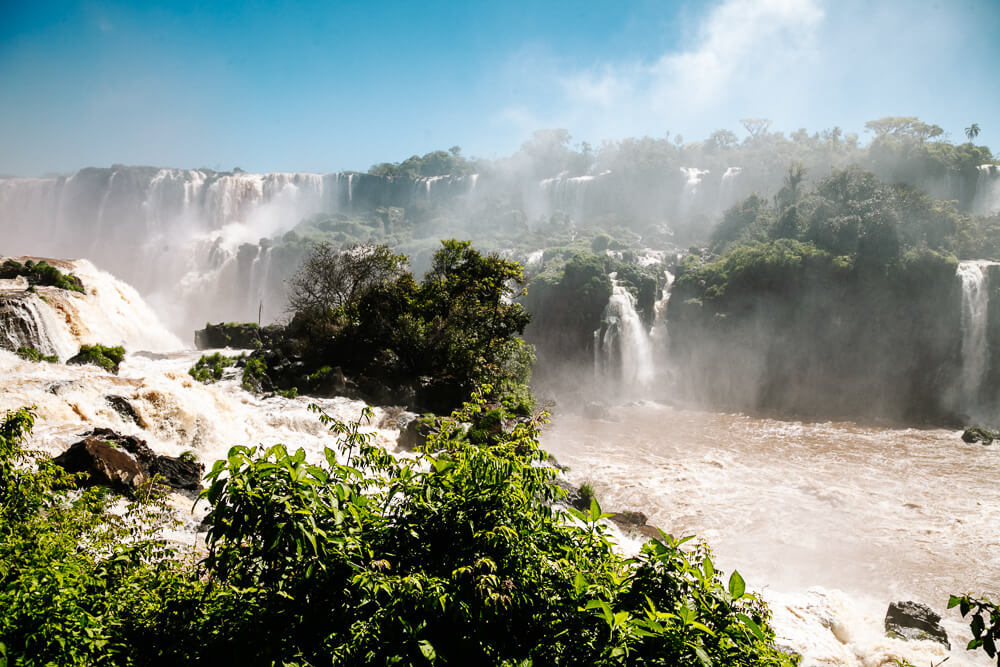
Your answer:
[667,252,966,423]
[0,292,62,357]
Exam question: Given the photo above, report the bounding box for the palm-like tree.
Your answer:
[965,123,981,141]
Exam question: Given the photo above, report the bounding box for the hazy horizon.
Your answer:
[2,0,998,177]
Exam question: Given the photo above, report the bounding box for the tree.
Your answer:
[707,129,739,151]
[966,123,981,141]
[286,242,408,316]
[864,116,943,141]
[740,118,772,139]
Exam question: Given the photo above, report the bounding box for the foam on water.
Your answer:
[543,402,999,665]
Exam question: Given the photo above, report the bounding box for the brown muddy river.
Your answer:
[543,402,1000,666]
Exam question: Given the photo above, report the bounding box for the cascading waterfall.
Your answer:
[0,167,480,336]
[649,269,674,343]
[595,273,654,390]
[718,166,742,213]
[678,167,709,217]
[956,260,998,407]
[973,164,1000,215]
[2,259,183,356]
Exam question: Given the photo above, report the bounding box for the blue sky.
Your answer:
[1,0,998,176]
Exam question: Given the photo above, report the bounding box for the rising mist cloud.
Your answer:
[492,0,995,150]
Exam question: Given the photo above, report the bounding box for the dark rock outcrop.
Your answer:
[53,437,148,496]
[609,510,662,540]
[195,322,282,350]
[962,427,996,445]
[148,456,203,491]
[105,395,141,425]
[884,600,950,648]
[397,416,435,452]
[55,428,204,494]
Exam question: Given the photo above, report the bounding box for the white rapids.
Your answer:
[542,402,1000,666]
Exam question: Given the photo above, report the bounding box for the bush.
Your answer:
[15,346,57,363]
[241,355,268,392]
[0,259,85,293]
[188,352,237,383]
[0,407,194,666]
[192,393,795,665]
[67,344,125,374]
[0,394,798,665]
[949,594,1000,663]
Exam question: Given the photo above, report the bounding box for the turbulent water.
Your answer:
[0,265,411,539]
[542,403,999,666]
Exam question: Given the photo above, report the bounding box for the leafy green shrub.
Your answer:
[949,594,1000,663]
[193,392,795,665]
[15,346,57,363]
[0,407,195,666]
[241,355,268,392]
[0,259,85,293]
[67,344,125,374]
[188,352,237,383]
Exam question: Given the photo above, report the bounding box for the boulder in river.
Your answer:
[884,600,950,648]
[53,436,148,496]
[962,427,996,445]
[609,509,663,540]
[55,429,204,494]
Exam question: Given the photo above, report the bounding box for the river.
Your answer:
[543,401,1000,665]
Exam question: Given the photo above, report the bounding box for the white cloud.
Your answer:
[498,0,826,142]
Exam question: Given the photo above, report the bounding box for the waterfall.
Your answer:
[718,166,742,213]
[0,293,76,359]
[956,260,997,406]
[973,164,1000,215]
[0,258,182,358]
[0,166,480,336]
[679,167,710,218]
[595,273,654,390]
[649,270,674,343]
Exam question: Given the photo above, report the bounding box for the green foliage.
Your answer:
[194,392,794,665]
[68,344,125,374]
[0,407,194,666]
[950,594,1000,663]
[281,239,534,411]
[242,355,268,392]
[188,352,237,383]
[369,146,474,179]
[15,346,57,363]
[0,259,85,293]
[0,396,796,665]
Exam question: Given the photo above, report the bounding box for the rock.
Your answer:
[105,395,141,425]
[962,427,995,445]
[149,456,203,491]
[194,322,282,350]
[551,478,586,509]
[64,428,204,492]
[53,437,148,496]
[884,600,950,648]
[397,415,435,451]
[609,510,662,540]
[85,427,155,463]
